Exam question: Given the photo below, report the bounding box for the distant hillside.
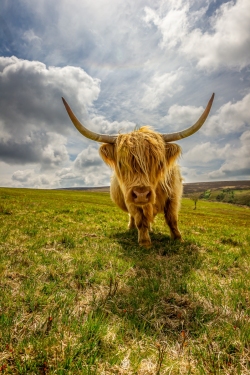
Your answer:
[58,186,110,193]
[58,181,250,207]
[182,180,250,194]
[58,181,250,194]
[182,181,250,207]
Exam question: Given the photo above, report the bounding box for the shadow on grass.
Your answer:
[112,229,186,255]
[105,230,214,342]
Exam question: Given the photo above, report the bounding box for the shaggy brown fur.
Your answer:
[99,126,182,247]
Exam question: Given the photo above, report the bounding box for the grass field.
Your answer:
[0,188,249,374]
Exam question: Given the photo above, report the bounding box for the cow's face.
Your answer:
[100,127,181,206]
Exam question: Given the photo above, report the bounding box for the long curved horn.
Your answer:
[62,97,117,144]
[162,93,215,142]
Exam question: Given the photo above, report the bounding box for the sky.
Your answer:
[0,0,249,188]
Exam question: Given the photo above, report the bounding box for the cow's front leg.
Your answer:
[135,213,151,247]
[128,214,136,230]
[132,205,153,247]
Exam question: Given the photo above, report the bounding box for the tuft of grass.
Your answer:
[0,203,12,215]
[0,187,249,374]
[59,234,76,249]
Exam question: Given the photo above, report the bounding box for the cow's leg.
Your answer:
[135,211,151,247]
[164,198,182,240]
[128,214,136,229]
[130,205,153,247]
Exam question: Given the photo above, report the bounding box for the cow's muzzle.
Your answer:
[131,186,152,205]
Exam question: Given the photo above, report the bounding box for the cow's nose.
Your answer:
[132,186,151,204]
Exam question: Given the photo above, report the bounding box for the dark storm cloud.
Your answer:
[0,56,100,166]
[0,138,42,164]
[0,131,69,168]
[0,56,100,134]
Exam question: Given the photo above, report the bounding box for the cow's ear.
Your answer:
[165,143,182,167]
[99,144,116,168]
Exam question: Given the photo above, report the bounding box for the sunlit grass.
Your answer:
[0,187,249,374]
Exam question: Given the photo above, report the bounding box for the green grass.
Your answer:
[0,187,249,374]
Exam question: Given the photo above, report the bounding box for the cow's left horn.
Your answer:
[162,93,215,142]
[62,98,117,144]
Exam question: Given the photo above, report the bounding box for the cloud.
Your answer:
[141,70,183,109]
[74,145,102,170]
[144,0,250,71]
[0,56,100,167]
[207,130,250,179]
[0,55,138,188]
[12,169,33,183]
[160,103,205,131]
[205,93,250,136]
[181,129,250,182]
[184,0,250,70]
[22,29,42,43]
[73,145,112,186]
[0,131,69,168]
[0,56,100,134]
[90,115,135,134]
[40,133,69,170]
[157,92,250,137]
[184,142,230,164]
[144,1,190,49]
[11,169,56,188]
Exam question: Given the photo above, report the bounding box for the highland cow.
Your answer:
[62,93,214,247]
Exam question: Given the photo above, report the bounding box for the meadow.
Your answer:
[0,187,249,374]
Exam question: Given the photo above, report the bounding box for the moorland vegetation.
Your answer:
[0,188,249,374]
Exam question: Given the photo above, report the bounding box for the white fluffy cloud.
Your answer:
[205,93,250,136]
[40,133,69,170]
[144,1,191,49]
[207,130,250,179]
[90,116,135,135]
[158,92,250,138]
[12,169,33,183]
[180,129,250,182]
[145,0,250,70]
[11,169,57,188]
[188,0,250,70]
[160,103,205,131]
[184,142,230,164]
[74,145,102,170]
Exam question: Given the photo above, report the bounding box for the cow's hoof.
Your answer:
[139,240,151,248]
[172,237,183,243]
[174,236,183,242]
[171,233,182,241]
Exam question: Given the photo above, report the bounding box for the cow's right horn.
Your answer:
[62,98,117,144]
[162,93,215,142]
